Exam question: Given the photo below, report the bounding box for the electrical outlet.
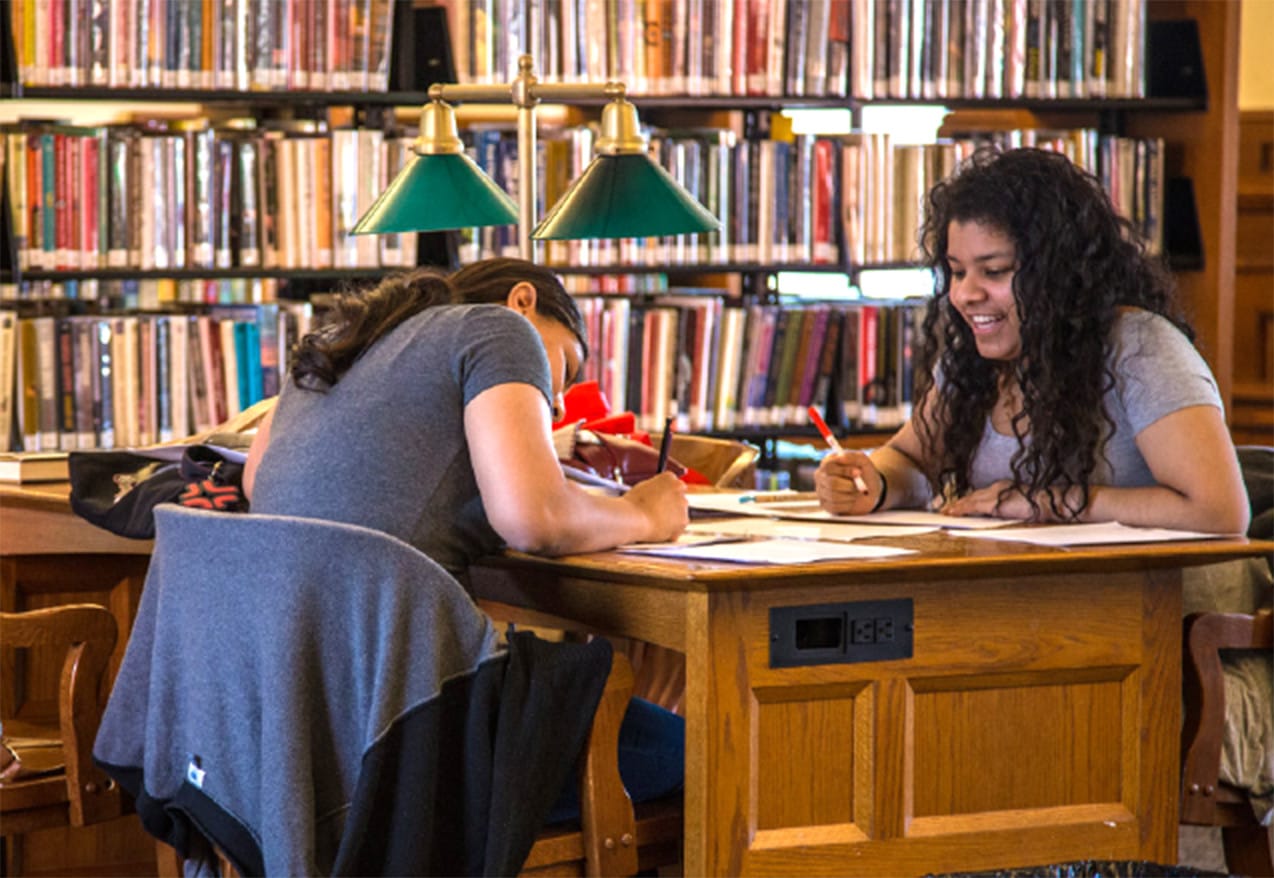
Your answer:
[771,598,913,667]
[852,618,875,644]
[875,617,895,643]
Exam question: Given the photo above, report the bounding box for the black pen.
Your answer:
[656,416,674,473]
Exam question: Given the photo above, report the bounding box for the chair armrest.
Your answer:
[579,651,640,877]
[1,605,121,827]
[1180,609,1274,824]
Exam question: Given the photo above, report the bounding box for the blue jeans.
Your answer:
[545,696,685,825]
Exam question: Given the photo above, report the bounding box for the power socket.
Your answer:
[851,618,875,644]
[875,617,895,643]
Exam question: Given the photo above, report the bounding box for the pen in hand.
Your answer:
[807,406,870,495]
[656,416,674,473]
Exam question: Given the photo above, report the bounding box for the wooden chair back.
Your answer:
[1180,607,1274,876]
[0,605,124,863]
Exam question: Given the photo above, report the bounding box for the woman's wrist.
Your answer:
[871,472,889,512]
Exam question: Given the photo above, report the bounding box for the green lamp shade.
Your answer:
[532,153,721,240]
[351,153,518,235]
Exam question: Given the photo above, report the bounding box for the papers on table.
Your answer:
[687,491,1019,529]
[615,510,930,565]
[803,509,1021,529]
[687,491,816,515]
[951,521,1228,547]
[619,537,916,564]
[685,518,936,542]
[617,533,747,551]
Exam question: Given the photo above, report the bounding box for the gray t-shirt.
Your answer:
[251,304,553,579]
[967,309,1223,488]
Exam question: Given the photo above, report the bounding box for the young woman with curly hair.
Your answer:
[815,147,1249,534]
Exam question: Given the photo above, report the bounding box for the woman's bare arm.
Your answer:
[465,383,688,554]
[945,405,1250,534]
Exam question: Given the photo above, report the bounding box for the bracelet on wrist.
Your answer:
[871,473,888,512]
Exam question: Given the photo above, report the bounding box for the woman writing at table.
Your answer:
[815,147,1249,535]
[244,257,687,571]
[243,257,688,820]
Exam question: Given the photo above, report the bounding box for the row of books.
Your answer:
[2,111,1165,280]
[3,122,418,273]
[9,0,395,92]
[460,123,1166,268]
[842,127,1165,265]
[444,0,1146,100]
[0,302,316,453]
[574,293,927,435]
[847,0,1146,101]
[1,277,294,309]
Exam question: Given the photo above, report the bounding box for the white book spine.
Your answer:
[169,314,190,441]
[219,319,241,418]
[0,311,17,452]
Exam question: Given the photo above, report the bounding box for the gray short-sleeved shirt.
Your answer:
[251,304,553,578]
[967,309,1223,488]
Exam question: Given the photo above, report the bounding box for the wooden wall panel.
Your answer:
[754,686,865,830]
[910,676,1124,816]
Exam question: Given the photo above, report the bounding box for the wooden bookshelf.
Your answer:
[1126,0,1242,416]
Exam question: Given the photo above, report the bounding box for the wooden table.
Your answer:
[470,529,1271,877]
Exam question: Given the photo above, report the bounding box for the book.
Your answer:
[0,451,70,483]
[0,310,16,452]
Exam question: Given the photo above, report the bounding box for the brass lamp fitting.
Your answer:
[414,99,465,155]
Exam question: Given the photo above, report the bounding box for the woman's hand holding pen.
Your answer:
[624,472,690,542]
[814,451,883,515]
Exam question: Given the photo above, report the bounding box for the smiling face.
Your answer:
[945,219,1022,362]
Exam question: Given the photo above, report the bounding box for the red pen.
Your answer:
[807,406,870,494]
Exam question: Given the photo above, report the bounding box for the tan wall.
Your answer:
[1240,0,1274,109]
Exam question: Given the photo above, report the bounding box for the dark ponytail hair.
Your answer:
[290,258,586,390]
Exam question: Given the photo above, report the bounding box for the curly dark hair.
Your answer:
[290,257,587,390]
[912,147,1190,519]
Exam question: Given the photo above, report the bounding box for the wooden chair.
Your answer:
[156,649,682,877]
[1180,607,1273,876]
[0,604,124,874]
[502,650,683,877]
[1178,446,1274,876]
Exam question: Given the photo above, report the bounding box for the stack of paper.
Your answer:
[620,538,916,564]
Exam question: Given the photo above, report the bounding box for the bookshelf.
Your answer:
[448,0,1237,476]
[0,0,1243,465]
[0,2,473,454]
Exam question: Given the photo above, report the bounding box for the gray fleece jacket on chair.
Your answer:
[93,505,610,876]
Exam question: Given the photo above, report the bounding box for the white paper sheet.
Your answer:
[618,533,747,551]
[687,492,1018,529]
[686,519,937,542]
[687,492,813,514]
[618,538,916,564]
[950,521,1227,547]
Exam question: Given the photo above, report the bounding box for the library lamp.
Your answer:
[351,54,720,258]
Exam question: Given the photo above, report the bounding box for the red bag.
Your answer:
[562,429,690,486]
[554,383,708,486]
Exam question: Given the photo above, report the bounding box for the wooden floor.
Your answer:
[3,819,1251,876]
